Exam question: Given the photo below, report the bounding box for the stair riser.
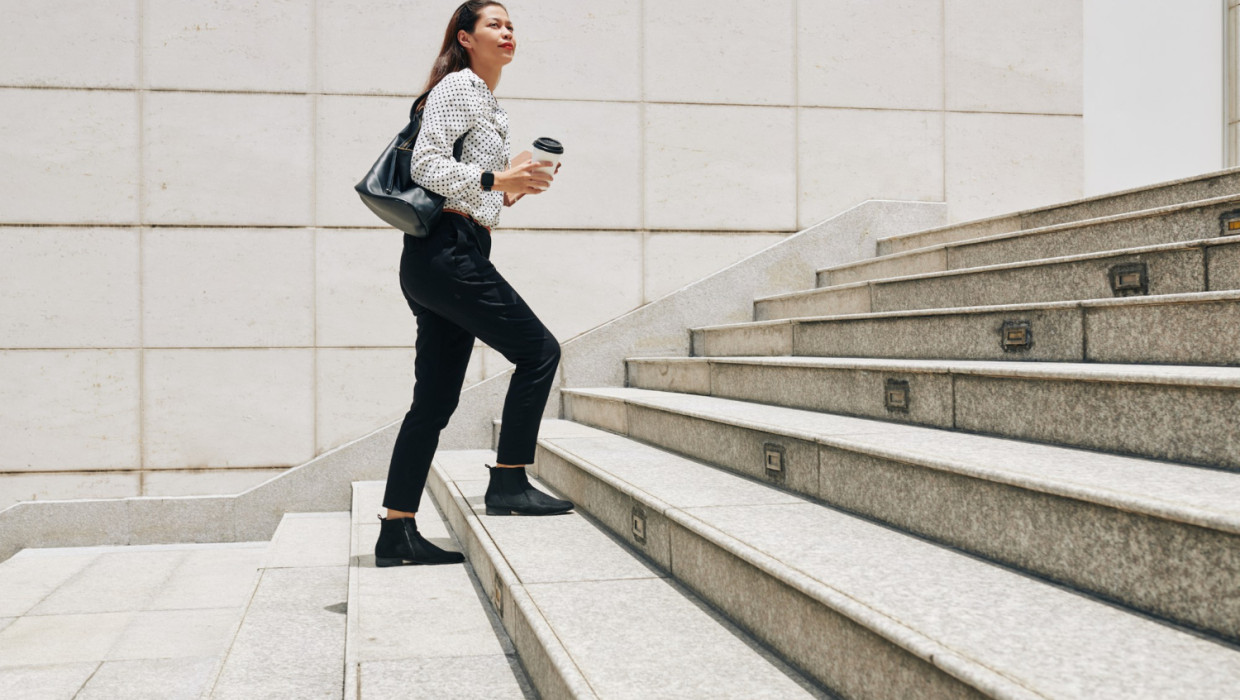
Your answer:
[562,392,1240,643]
[760,245,1225,320]
[877,169,1240,256]
[698,298,1240,366]
[626,360,1240,470]
[532,445,993,700]
[819,248,946,287]
[424,469,596,700]
[952,200,1240,271]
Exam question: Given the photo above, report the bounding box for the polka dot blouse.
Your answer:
[409,67,510,229]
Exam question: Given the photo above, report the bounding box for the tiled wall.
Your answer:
[0,0,1083,506]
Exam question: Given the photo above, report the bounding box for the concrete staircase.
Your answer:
[6,168,1240,698]
[496,178,1240,696]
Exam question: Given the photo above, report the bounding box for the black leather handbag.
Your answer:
[355,91,467,238]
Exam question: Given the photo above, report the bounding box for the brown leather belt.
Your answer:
[442,207,491,233]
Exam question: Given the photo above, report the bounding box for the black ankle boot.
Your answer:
[374,514,465,566]
[484,464,575,516]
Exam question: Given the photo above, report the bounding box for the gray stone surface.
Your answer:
[126,495,236,546]
[0,548,100,616]
[873,244,1208,312]
[105,608,239,661]
[955,374,1240,469]
[876,166,1240,255]
[359,655,534,700]
[1209,239,1240,291]
[948,195,1240,270]
[146,544,266,611]
[77,656,220,700]
[625,356,711,394]
[207,566,348,698]
[535,429,1240,698]
[0,612,133,668]
[755,281,871,321]
[554,389,1240,639]
[264,511,351,569]
[0,498,129,562]
[0,661,100,700]
[793,303,1084,361]
[524,578,828,699]
[818,246,947,287]
[692,319,792,357]
[26,548,188,615]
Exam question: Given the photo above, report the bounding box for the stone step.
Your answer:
[560,389,1240,642]
[756,235,1240,321]
[426,446,831,700]
[824,193,1240,288]
[343,480,531,699]
[692,290,1240,366]
[202,512,351,699]
[530,418,1240,699]
[876,166,1240,256]
[622,355,1240,470]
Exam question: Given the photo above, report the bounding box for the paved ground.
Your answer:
[0,540,268,699]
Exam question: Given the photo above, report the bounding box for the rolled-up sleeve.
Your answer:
[410,73,484,199]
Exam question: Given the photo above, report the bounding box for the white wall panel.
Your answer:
[143,349,314,469]
[798,107,943,229]
[142,468,286,497]
[799,0,943,110]
[318,0,461,95]
[0,228,139,348]
[143,229,314,347]
[0,89,139,224]
[644,231,785,302]
[493,0,641,102]
[316,348,422,453]
[488,230,642,342]
[644,0,794,106]
[0,472,140,511]
[143,0,312,92]
[0,0,138,88]
[143,92,313,226]
[498,99,642,230]
[945,112,1084,223]
[946,0,1083,114]
[315,229,412,347]
[645,104,797,231]
[0,350,140,470]
[316,94,413,227]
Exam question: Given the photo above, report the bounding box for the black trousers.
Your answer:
[382,212,561,513]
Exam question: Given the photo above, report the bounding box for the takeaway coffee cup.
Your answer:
[531,137,563,177]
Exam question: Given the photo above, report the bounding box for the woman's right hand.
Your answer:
[494,159,554,195]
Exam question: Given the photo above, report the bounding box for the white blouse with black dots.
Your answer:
[409,67,510,229]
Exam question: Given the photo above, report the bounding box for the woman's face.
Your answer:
[463,5,515,66]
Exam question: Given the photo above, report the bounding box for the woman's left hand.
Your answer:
[503,153,561,206]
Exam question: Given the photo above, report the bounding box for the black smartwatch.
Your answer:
[481,171,495,191]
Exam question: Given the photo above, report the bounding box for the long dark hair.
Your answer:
[419,1,507,97]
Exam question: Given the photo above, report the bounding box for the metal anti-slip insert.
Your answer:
[763,442,787,483]
[884,379,910,413]
[1109,262,1149,297]
[1001,320,1033,352]
[492,571,504,616]
[1219,209,1240,236]
[631,505,648,545]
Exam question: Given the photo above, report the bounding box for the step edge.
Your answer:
[559,391,1240,536]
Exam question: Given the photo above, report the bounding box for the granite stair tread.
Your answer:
[343,480,532,699]
[562,388,1240,533]
[426,449,830,699]
[202,512,351,698]
[532,420,1240,699]
[823,191,1240,285]
[875,169,1240,256]
[627,354,1240,388]
[763,234,1240,306]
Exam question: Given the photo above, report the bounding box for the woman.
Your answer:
[374,1,573,568]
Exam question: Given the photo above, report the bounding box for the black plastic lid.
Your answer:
[532,137,564,155]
